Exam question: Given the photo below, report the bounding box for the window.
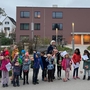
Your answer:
[34,11,40,18]
[5,22,9,24]
[52,12,63,18]
[52,23,63,30]
[52,35,63,42]
[20,11,30,18]
[34,23,40,30]
[4,27,10,30]
[20,35,29,41]
[20,23,29,30]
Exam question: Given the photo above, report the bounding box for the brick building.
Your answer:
[16,6,90,44]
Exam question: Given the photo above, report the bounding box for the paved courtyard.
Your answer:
[0,44,90,90]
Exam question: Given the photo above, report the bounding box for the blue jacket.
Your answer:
[22,59,30,71]
[33,53,43,69]
[46,57,54,70]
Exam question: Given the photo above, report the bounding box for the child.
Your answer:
[0,51,10,87]
[72,48,81,79]
[12,59,21,87]
[62,53,71,82]
[19,49,26,79]
[33,51,43,85]
[82,50,90,80]
[41,51,47,81]
[22,52,30,85]
[56,51,62,80]
[46,54,54,82]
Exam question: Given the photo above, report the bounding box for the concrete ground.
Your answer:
[0,44,90,90]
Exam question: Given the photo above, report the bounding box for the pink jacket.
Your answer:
[0,59,10,71]
[62,58,71,70]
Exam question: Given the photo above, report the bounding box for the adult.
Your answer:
[47,40,56,54]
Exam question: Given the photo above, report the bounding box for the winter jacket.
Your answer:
[13,65,20,75]
[47,45,54,54]
[22,59,30,71]
[46,57,54,70]
[0,59,10,71]
[83,58,90,70]
[56,52,63,66]
[41,56,47,69]
[33,53,43,69]
[72,53,81,64]
[62,58,71,70]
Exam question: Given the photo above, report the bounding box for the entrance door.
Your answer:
[83,35,90,44]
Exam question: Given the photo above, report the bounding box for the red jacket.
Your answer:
[72,53,81,64]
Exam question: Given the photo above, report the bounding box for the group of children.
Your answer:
[0,44,90,88]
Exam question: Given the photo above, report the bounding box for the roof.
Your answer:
[8,16,16,25]
[71,32,90,35]
[0,16,7,22]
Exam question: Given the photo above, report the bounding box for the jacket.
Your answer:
[41,56,47,69]
[22,59,30,71]
[33,53,43,69]
[62,58,71,70]
[72,53,81,64]
[13,65,20,75]
[83,58,90,70]
[0,59,10,71]
[46,57,54,70]
[47,45,53,54]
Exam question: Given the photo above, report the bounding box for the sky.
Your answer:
[0,0,90,20]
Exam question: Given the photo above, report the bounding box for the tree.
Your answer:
[0,8,6,16]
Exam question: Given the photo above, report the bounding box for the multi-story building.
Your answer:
[16,6,90,44]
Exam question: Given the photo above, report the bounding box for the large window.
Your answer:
[52,23,63,30]
[34,11,40,18]
[20,23,29,30]
[34,23,40,30]
[52,12,63,19]
[20,11,30,18]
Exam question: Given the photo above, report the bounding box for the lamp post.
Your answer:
[72,22,75,53]
[56,28,58,46]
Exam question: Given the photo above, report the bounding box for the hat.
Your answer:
[21,50,26,54]
[5,51,9,56]
[50,40,55,45]
[36,52,41,57]
[60,51,68,57]
[25,52,29,56]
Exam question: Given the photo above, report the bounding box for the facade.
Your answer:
[0,16,16,38]
[16,6,90,44]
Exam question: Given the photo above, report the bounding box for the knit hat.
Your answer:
[25,52,29,57]
[50,40,55,45]
[36,52,41,57]
[21,50,26,54]
[4,51,9,56]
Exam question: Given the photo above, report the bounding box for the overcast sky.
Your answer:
[0,0,90,20]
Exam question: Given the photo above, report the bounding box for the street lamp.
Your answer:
[56,28,58,46]
[72,22,75,53]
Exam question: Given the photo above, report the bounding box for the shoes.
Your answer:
[27,82,29,84]
[13,84,16,87]
[6,84,8,87]
[57,77,62,80]
[36,82,39,84]
[23,83,25,85]
[2,84,5,87]
[73,77,76,80]
[76,77,80,79]
[33,82,36,85]
[83,75,86,80]
[87,76,90,80]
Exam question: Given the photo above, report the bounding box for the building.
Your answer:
[16,6,90,44]
[0,16,16,38]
